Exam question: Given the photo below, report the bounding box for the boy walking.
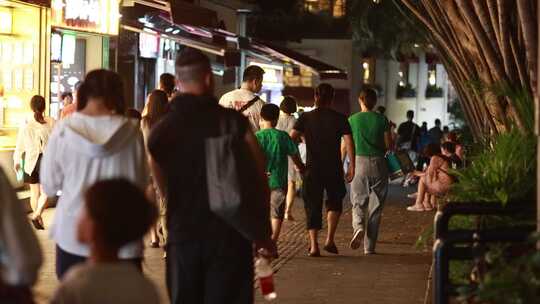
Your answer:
[349,88,392,254]
[256,104,305,241]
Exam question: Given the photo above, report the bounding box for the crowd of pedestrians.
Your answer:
[0,47,466,303]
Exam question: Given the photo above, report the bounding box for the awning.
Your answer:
[18,0,50,6]
[169,0,218,28]
[250,40,348,80]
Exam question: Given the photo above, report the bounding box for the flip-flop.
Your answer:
[406,205,425,212]
[323,243,339,254]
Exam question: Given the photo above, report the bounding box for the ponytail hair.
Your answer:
[30,95,46,124]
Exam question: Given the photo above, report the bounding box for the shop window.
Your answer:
[362,58,375,84]
[304,0,345,16]
[398,62,409,87]
[428,63,437,86]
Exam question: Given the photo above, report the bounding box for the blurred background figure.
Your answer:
[0,167,42,302]
[276,96,300,221]
[14,95,55,230]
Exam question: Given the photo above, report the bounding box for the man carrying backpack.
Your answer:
[148,49,275,304]
[219,65,266,131]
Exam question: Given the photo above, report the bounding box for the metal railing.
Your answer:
[433,202,536,304]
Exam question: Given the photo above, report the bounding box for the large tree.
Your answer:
[398,0,537,138]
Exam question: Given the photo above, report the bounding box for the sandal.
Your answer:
[406,205,425,212]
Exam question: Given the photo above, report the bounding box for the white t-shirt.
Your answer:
[219,88,265,132]
[51,263,160,304]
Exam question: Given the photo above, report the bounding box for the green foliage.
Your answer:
[396,83,416,98]
[425,84,444,98]
[457,234,540,304]
[449,129,536,205]
[349,0,428,58]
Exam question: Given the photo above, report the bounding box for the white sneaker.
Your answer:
[349,229,364,250]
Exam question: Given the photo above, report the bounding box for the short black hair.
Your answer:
[359,88,378,110]
[435,119,441,126]
[441,141,456,154]
[61,92,73,100]
[280,96,297,115]
[315,83,334,104]
[242,65,265,82]
[175,48,212,83]
[159,73,176,96]
[260,103,280,125]
[84,179,157,250]
[407,110,414,119]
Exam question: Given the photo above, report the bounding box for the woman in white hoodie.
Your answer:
[40,69,148,279]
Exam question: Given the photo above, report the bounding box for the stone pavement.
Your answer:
[31,183,433,304]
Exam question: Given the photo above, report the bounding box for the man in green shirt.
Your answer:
[256,104,305,242]
[348,88,392,254]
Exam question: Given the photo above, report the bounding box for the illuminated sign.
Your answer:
[139,32,159,59]
[0,7,12,34]
[51,0,120,35]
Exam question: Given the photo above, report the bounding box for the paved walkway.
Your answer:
[31,183,433,304]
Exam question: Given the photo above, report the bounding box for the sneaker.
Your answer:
[349,229,364,250]
[364,250,376,255]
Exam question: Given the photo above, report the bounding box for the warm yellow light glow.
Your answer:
[51,0,120,35]
[0,7,12,34]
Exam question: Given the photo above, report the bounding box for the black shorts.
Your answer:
[24,154,42,184]
[302,171,346,230]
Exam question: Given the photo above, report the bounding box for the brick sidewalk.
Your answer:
[32,183,433,304]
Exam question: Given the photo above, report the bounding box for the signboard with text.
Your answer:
[51,0,120,35]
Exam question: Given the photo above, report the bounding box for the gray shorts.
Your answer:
[270,189,287,220]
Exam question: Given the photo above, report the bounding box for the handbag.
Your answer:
[205,114,271,241]
[385,150,415,180]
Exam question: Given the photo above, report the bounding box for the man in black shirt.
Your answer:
[291,83,355,257]
[397,110,420,152]
[148,49,274,304]
[429,118,444,144]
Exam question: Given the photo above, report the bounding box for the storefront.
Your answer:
[0,0,50,183]
[49,0,120,118]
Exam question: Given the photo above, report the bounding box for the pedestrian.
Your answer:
[446,132,465,161]
[257,103,305,241]
[428,119,444,144]
[141,90,169,249]
[219,65,266,132]
[61,92,73,109]
[51,179,159,304]
[276,96,300,221]
[0,167,42,303]
[60,81,83,119]
[40,69,148,279]
[148,48,275,304]
[416,122,431,171]
[348,88,391,254]
[159,73,176,100]
[290,83,355,257]
[397,110,420,187]
[13,95,55,230]
[406,143,452,212]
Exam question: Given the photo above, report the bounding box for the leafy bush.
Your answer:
[449,129,536,205]
[457,234,540,304]
[396,83,416,99]
[425,84,444,98]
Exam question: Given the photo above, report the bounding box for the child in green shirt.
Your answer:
[256,104,305,242]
